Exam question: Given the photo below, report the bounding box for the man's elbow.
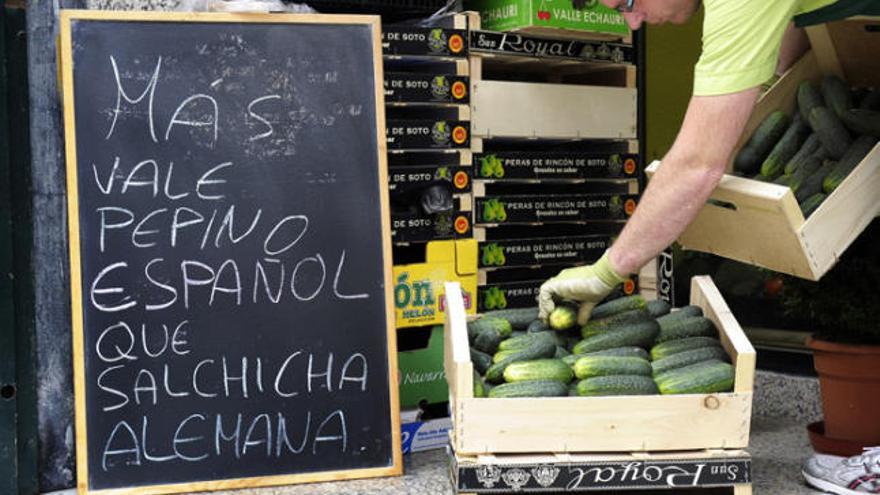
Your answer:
[666,150,729,186]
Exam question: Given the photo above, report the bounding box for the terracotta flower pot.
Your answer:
[807,336,880,447]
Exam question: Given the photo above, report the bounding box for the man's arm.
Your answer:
[607,87,761,275]
[777,22,809,76]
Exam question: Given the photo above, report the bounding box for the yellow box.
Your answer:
[393,239,478,328]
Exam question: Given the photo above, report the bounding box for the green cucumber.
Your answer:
[587,346,652,360]
[493,349,519,363]
[799,193,827,217]
[734,111,790,175]
[485,338,558,383]
[798,81,824,122]
[655,306,703,326]
[549,305,578,331]
[773,174,793,186]
[823,135,878,193]
[573,355,652,379]
[527,319,550,333]
[503,359,574,384]
[651,336,722,361]
[821,75,853,117]
[656,359,736,395]
[784,133,822,175]
[788,154,824,193]
[646,299,672,318]
[809,106,852,159]
[760,117,810,178]
[573,321,660,355]
[651,346,730,376]
[484,307,539,330]
[468,317,513,342]
[840,109,880,137]
[498,332,558,352]
[576,375,658,396]
[470,348,494,375]
[580,309,651,338]
[656,316,717,344]
[474,327,504,354]
[488,380,569,398]
[562,346,651,366]
[795,159,836,202]
[473,370,486,397]
[483,380,494,396]
[590,295,647,320]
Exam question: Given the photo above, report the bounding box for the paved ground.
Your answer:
[200,416,825,495]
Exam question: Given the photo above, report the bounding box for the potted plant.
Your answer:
[780,219,880,455]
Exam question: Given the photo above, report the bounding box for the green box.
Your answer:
[398,325,448,408]
[468,0,629,37]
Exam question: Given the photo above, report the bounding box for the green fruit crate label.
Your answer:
[385,73,469,104]
[479,275,638,312]
[389,166,471,195]
[475,194,638,224]
[478,235,610,268]
[382,28,468,57]
[470,30,633,64]
[476,152,638,180]
[467,0,628,37]
[387,120,470,150]
[392,209,472,243]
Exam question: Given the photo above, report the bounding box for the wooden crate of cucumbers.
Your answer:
[443,276,756,454]
[646,22,880,280]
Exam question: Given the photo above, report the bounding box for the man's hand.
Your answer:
[538,252,626,325]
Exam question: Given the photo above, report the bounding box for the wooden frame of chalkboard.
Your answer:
[59,10,401,494]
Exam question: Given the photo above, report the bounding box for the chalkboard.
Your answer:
[59,11,401,494]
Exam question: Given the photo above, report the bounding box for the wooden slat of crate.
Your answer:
[443,275,755,455]
[647,140,880,282]
[471,80,637,139]
[452,447,752,494]
[388,147,474,166]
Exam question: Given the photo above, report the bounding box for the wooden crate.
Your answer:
[471,79,637,139]
[450,448,752,494]
[467,14,637,140]
[444,275,755,455]
[645,18,880,280]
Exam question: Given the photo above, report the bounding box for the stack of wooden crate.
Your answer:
[465,15,642,312]
[382,15,475,248]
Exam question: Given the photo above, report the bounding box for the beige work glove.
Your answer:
[538,251,627,325]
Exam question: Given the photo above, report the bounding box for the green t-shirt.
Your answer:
[693,0,836,96]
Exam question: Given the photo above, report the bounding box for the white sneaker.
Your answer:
[803,447,880,494]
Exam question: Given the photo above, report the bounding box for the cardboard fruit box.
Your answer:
[393,239,477,328]
[646,18,880,280]
[445,276,756,454]
[467,0,629,40]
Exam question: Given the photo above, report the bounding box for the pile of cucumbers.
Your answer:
[467,295,735,398]
[734,75,879,217]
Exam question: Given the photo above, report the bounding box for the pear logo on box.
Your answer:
[607,154,623,175]
[430,75,450,99]
[431,121,451,145]
[428,29,448,54]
